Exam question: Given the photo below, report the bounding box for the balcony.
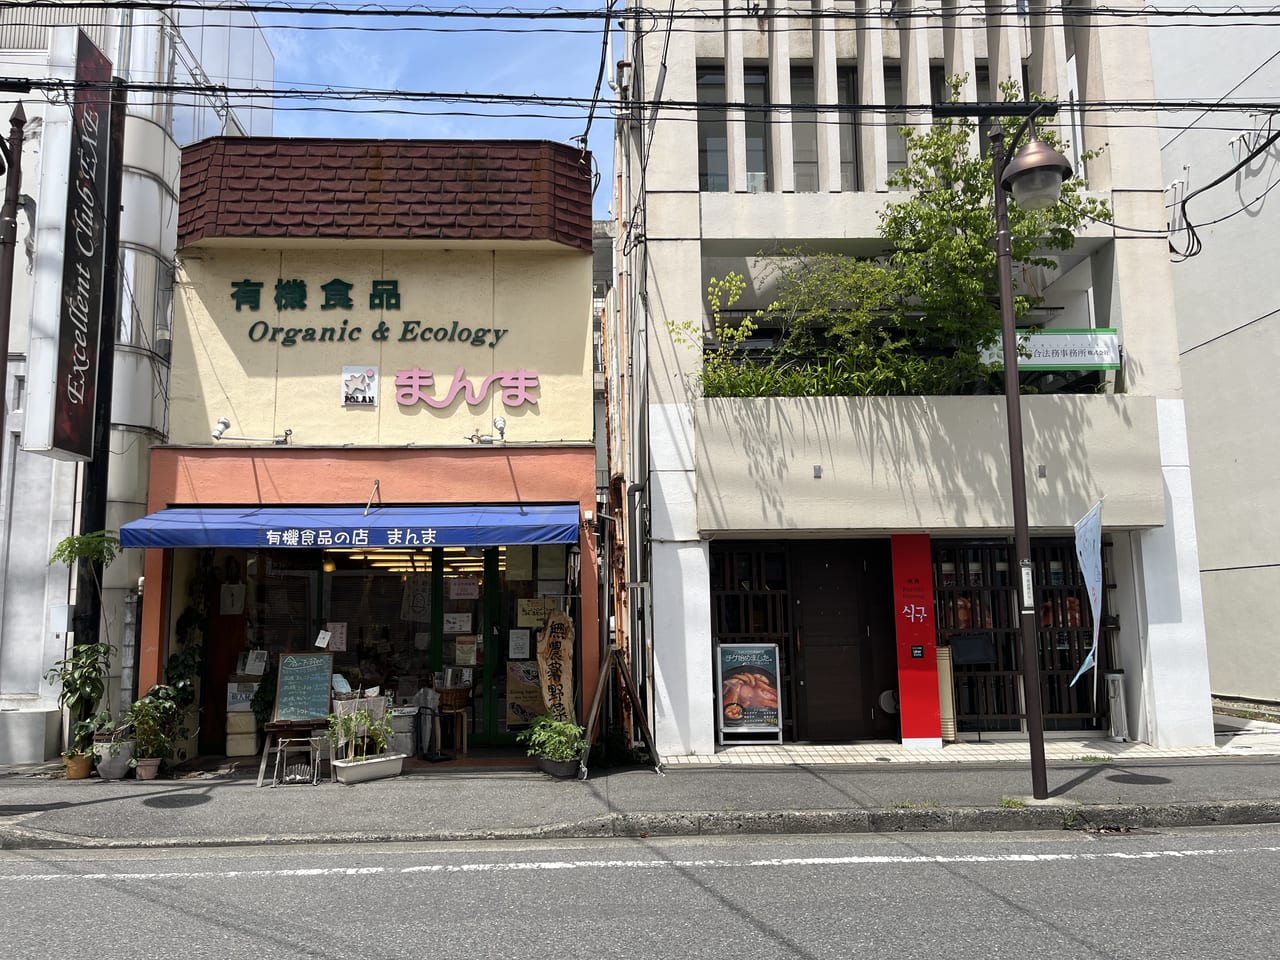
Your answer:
[694,395,1165,535]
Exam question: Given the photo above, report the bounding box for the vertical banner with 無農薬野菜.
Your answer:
[536,609,575,722]
[716,643,782,744]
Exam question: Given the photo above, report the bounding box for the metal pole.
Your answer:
[0,102,27,480]
[990,124,1049,800]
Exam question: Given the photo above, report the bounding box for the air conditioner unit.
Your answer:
[1105,671,1129,742]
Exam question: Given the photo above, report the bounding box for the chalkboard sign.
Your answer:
[272,652,334,721]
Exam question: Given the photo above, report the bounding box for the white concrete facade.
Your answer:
[610,1,1214,756]
[1150,8,1280,709]
[0,8,273,762]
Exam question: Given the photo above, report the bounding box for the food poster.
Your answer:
[716,643,782,733]
[506,660,545,728]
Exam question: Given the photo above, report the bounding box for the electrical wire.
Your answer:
[12,2,1280,21]
[1170,123,1280,257]
[1161,47,1280,149]
[575,0,616,156]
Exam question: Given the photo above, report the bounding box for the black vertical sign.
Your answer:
[52,31,111,460]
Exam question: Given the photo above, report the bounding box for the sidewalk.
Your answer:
[2,715,1278,851]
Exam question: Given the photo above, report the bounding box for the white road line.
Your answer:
[2,846,1278,882]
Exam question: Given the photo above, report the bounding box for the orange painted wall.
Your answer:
[137,445,601,715]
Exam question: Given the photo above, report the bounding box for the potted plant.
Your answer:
[43,641,115,779]
[123,686,181,780]
[326,705,404,784]
[82,711,136,781]
[517,714,587,779]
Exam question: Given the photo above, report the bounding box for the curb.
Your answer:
[4,799,1280,850]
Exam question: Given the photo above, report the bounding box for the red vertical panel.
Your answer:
[891,534,941,743]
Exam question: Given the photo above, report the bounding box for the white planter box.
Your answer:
[94,739,135,780]
[332,753,406,785]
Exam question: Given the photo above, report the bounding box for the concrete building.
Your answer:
[607,2,1214,758]
[119,138,599,760]
[1151,10,1280,711]
[0,7,272,763]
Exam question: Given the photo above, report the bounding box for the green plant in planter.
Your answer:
[124,686,182,760]
[68,710,116,758]
[326,708,393,762]
[517,714,587,762]
[44,642,115,756]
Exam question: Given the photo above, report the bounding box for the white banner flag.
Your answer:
[1071,500,1104,687]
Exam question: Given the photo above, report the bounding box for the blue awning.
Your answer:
[119,504,580,549]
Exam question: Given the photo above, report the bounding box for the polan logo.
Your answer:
[342,366,378,407]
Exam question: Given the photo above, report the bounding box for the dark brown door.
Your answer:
[791,541,896,741]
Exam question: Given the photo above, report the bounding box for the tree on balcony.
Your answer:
[691,84,1109,398]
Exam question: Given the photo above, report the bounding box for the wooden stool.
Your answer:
[441,706,468,757]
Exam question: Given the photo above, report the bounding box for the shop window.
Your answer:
[932,539,1112,734]
[228,543,576,749]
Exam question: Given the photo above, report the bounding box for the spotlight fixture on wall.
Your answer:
[211,416,292,444]
[465,416,508,445]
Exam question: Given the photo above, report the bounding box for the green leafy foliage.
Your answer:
[517,714,587,762]
[48,531,120,570]
[686,80,1111,398]
[124,686,183,760]
[327,708,394,762]
[43,643,115,747]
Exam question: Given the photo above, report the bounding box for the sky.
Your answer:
[252,3,617,220]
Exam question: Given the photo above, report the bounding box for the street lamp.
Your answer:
[937,102,1073,800]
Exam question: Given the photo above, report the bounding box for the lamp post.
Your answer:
[936,102,1073,800]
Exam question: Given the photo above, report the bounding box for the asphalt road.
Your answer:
[4,827,1278,959]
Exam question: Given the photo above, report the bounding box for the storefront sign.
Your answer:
[228,278,511,350]
[243,318,510,349]
[395,367,539,408]
[51,32,113,460]
[342,366,378,406]
[536,609,575,722]
[231,277,402,312]
[716,643,782,736]
[891,535,942,745]
[980,329,1121,370]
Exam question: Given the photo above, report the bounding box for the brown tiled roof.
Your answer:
[179,138,593,251]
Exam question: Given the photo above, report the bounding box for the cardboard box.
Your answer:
[226,682,259,712]
[225,732,260,757]
[225,712,257,735]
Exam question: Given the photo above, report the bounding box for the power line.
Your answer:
[13,75,1280,116]
[12,1,1280,20]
